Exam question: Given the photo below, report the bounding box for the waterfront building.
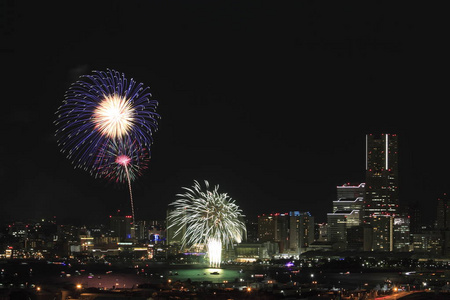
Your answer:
[235,243,270,262]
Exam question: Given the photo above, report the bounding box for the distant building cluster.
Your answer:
[2,134,450,262]
[0,211,166,261]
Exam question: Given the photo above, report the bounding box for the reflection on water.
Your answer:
[166,268,245,282]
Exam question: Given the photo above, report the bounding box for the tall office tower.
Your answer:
[365,134,399,216]
[289,211,314,254]
[258,213,289,252]
[436,193,450,230]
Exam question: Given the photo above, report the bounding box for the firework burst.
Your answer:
[95,138,149,184]
[54,69,159,173]
[168,180,246,267]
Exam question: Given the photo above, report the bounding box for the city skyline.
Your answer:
[1,2,447,224]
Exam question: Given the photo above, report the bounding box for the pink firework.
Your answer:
[116,155,132,166]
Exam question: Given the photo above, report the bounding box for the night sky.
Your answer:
[1,1,447,225]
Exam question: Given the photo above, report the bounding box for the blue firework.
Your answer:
[54,69,159,173]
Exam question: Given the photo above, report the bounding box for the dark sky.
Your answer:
[1,1,447,225]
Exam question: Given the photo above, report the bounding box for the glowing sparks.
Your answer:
[168,180,246,268]
[95,138,149,184]
[207,238,222,268]
[115,154,132,166]
[55,69,159,173]
[93,94,134,139]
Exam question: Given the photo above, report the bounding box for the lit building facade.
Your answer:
[393,215,410,252]
[370,215,393,251]
[365,134,399,216]
[337,183,365,200]
[327,210,361,245]
[289,211,314,254]
[411,232,443,255]
[257,213,289,253]
[333,198,364,219]
[326,183,364,249]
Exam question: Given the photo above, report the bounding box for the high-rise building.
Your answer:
[258,213,289,253]
[370,215,393,251]
[289,211,314,254]
[327,183,364,249]
[365,134,399,216]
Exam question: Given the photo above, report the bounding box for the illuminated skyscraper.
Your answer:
[289,211,314,254]
[365,134,399,216]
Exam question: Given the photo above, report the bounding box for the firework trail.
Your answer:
[95,138,150,224]
[168,180,246,267]
[55,69,159,173]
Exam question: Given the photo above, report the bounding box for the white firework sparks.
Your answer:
[168,180,246,268]
[93,94,135,139]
